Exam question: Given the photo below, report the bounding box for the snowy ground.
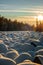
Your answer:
[0,31,43,65]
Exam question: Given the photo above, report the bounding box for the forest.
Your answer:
[35,18,43,32]
[0,16,34,31]
[0,16,43,32]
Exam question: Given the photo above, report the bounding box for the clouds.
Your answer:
[0,9,43,15]
[0,3,43,14]
[0,9,38,13]
[0,6,43,20]
[0,0,43,26]
[0,0,43,10]
[0,0,43,5]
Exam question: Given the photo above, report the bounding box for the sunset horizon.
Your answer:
[0,0,43,26]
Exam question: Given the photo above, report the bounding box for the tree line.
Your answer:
[0,16,43,32]
[0,16,34,31]
[35,18,43,32]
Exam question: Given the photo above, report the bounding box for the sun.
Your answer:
[37,15,43,21]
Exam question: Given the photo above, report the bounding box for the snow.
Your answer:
[0,31,43,65]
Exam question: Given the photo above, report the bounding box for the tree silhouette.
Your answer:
[0,16,34,31]
[35,18,43,32]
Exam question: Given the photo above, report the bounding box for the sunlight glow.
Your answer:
[38,15,43,21]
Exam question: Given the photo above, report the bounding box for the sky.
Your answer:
[0,0,43,25]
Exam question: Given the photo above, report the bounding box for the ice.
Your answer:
[12,43,35,53]
[0,43,8,53]
[35,49,43,55]
[0,31,43,65]
[0,57,16,65]
[34,55,43,65]
[14,52,32,64]
[35,46,43,51]
[6,50,19,60]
